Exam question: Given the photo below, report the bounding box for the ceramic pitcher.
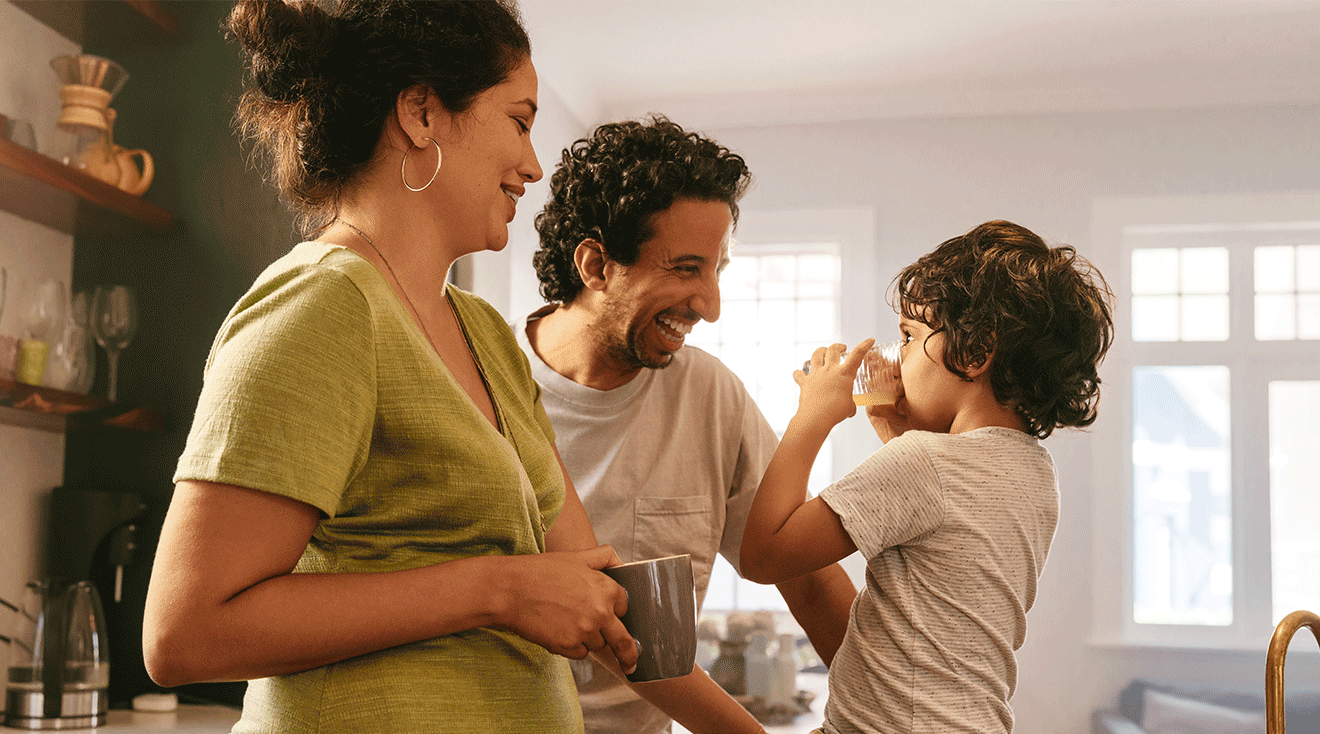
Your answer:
[114,144,153,195]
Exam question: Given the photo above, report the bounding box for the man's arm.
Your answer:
[546,451,766,734]
[775,564,855,667]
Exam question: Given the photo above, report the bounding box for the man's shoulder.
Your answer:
[665,345,747,389]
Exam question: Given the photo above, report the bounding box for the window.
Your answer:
[1092,195,1320,650]
[689,242,842,611]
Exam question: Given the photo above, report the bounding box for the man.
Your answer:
[515,116,857,734]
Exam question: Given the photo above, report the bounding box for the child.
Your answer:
[740,220,1114,734]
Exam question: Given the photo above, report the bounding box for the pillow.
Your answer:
[1142,688,1266,734]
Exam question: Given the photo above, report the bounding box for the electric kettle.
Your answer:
[3,580,109,730]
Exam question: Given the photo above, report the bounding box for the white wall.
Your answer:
[701,104,1320,733]
[0,1,79,619]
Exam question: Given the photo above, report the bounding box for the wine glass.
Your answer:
[91,285,137,402]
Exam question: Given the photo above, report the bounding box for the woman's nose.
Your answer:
[521,142,543,183]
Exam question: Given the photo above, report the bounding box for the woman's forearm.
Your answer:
[144,481,631,686]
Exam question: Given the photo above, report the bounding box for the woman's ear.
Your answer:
[574,240,610,292]
[394,85,449,148]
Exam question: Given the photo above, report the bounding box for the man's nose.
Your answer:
[691,275,721,323]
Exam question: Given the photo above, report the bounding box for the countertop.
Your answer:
[53,673,824,734]
[63,705,241,733]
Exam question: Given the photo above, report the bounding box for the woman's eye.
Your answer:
[514,118,530,133]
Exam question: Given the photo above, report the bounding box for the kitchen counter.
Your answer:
[71,705,241,733]
[77,674,824,734]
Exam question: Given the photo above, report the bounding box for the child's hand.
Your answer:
[866,401,910,443]
[792,339,875,433]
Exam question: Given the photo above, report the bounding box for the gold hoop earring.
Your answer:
[402,137,442,192]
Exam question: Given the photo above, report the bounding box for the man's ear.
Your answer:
[575,239,610,292]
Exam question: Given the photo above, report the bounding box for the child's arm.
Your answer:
[741,340,872,585]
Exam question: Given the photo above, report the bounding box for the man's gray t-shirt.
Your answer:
[514,312,778,734]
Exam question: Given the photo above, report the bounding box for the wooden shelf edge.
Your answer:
[0,377,166,433]
[121,0,180,37]
[0,405,65,433]
[0,113,175,235]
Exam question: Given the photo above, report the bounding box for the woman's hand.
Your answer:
[499,545,639,674]
[793,339,874,436]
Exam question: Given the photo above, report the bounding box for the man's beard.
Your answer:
[594,299,676,372]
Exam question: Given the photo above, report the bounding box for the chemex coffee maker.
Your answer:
[49,54,154,196]
[3,487,145,729]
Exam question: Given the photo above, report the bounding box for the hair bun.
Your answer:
[228,0,339,104]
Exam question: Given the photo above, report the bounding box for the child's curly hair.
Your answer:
[532,115,751,304]
[893,220,1115,439]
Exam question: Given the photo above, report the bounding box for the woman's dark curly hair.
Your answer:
[532,115,752,304]
[892,220,1115,439]
[226,0,530,236]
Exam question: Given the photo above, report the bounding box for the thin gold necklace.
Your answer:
[335,220,506,436]
[336,219,439,350]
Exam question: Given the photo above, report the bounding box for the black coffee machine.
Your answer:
[46,486,146,604]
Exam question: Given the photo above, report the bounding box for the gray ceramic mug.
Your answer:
[602,554,697,682]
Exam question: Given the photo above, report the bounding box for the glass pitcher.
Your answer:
[3,580,110,729]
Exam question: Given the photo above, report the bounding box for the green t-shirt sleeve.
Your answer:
[174,263,377,516]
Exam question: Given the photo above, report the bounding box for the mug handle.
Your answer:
[122,149,154,195]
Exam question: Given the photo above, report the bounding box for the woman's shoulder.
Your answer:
[444,284,503,324]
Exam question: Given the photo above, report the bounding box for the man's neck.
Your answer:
[525,303,643,391]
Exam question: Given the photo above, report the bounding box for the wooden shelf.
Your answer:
[12,1,179,45]
[0,114,174,236]
[0,377,165,433]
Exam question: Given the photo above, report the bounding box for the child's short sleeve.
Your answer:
[819,432,945,560]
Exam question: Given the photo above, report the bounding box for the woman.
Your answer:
[144,2,770,732]
[142,1,642,731]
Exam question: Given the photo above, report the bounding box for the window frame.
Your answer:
[697,208,878,612]
[1090,193,1320,651]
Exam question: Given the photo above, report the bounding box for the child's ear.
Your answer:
[966,349,994,379]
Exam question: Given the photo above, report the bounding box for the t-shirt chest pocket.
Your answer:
[631,495,715,565]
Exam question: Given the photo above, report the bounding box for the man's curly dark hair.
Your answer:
[532,115,752,304]
[893,220,1115,439]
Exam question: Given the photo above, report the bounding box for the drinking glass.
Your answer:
[853,339,903,407]
[17,279,65,385]
[91,285,137,402]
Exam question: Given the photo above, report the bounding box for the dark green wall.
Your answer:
[66,0,295,707]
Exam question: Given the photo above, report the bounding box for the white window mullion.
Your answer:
[1234,359,1274,642]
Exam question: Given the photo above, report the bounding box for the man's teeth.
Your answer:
[657,316,692,336]
[504,189,520,203]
